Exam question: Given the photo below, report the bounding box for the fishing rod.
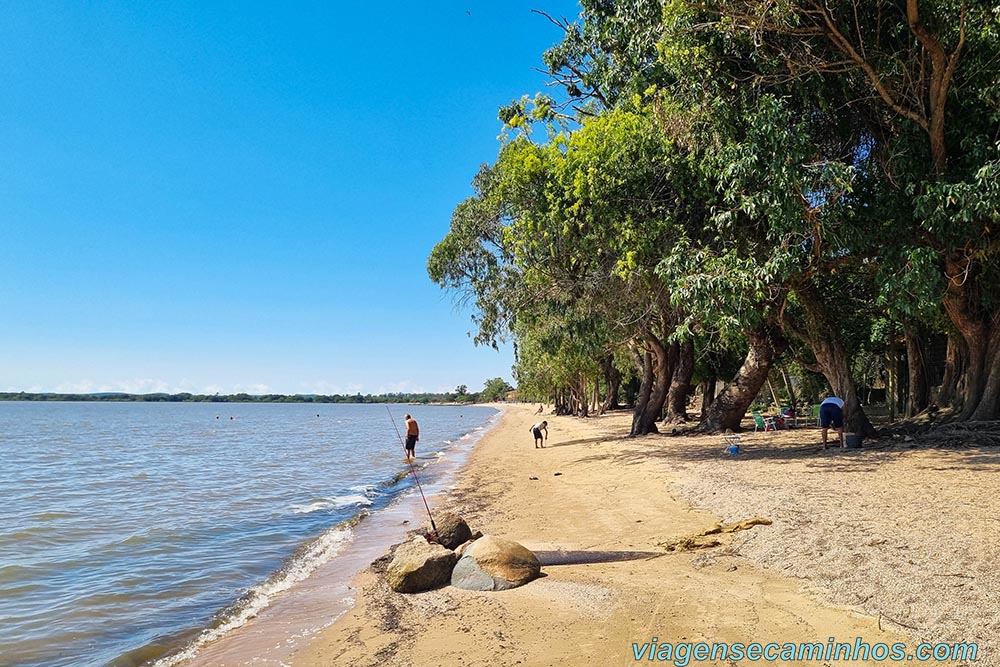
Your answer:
[386,406,439,541]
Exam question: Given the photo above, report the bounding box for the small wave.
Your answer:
[150,525,352,667]
[290,495,373,515]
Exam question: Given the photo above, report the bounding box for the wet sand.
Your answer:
[291,405,979,666]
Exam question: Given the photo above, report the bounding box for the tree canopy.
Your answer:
[431,0,1000,433]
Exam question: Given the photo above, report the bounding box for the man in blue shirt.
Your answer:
[820,396,845,449]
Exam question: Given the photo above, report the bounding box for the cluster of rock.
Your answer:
[384,511,540,594]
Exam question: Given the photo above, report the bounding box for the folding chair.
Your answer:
[752,410,777,432]
[723,431,741,455]
[810,404,821,426]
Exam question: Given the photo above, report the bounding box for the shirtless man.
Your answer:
[404,414,419,462]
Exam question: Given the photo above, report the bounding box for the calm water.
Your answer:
[0,402,498,667]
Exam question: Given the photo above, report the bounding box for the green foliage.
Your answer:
[432,0,1000,418]
[480,377,515,402]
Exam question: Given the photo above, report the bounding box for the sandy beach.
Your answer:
[289,404,991,666]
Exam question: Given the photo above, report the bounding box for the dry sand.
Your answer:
[289,405,992,666]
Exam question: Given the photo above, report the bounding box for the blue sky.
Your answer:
[0,1,580,395]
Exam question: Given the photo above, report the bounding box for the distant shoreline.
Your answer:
[0,391,492,404]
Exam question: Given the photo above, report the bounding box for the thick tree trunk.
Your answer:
[971,326,1000,421]
[642,337,672,432]
[700,326,787,433]
[699,376,717,418]
[905,325,929,416]
[941,255,995,419]
[794,283,877,437]
[630,335,671,436]
[664,340,694,423]
[630,348,655,436]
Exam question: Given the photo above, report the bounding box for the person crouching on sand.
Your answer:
[531,420,548,448]
[404,414,419,462]
[819,396,845,449]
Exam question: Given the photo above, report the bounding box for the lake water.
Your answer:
[0,401,499,667]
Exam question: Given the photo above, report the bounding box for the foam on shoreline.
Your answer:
[148,408,503,667]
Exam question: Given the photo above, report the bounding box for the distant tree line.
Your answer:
[0,378,516,405]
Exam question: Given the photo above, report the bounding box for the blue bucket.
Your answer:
[728,444,740,455]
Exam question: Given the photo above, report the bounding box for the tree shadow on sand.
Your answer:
[572,431,1000,474]
[545,436,610,448]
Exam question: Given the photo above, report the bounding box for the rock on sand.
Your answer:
[426,511,473,550]
[385,537,459,593]
[451,535,540,591]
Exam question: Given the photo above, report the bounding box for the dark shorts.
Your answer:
[532,428,543,439]
[819,403,844,428]
[405,434,417,450]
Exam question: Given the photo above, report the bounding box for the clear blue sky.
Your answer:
[0,1,580,395]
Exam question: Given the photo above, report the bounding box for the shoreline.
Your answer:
[155,407,503,667]
[291,405,965,667]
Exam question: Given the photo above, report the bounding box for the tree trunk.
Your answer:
[700,325,787,432]
[794,283,876,437]
[937,332,965,409]
[699,375,717,419]
[664,339,694,423]
[894,349,907,416]
[886,349,897,423]
[630,347,655,436]
[642,336,672,432]
[970,326,1000,420]
[905,325,929,416]
[766,377,782,411]
[941,255,993,419]
[601,355,621,413]
[631,335,671,436]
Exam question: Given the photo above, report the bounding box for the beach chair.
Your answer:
[810,404,821,426]
[752,411,777,432]
[723,431,741,455]
[780,405,798,428]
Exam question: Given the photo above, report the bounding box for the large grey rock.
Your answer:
[425,511,472,550]
[450,535,540,591]
[385,537,458,593]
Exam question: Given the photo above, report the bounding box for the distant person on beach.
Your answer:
[404,414,419,462]
[535,404,543,414]
[820,396,845,449]
[530,420,548,448]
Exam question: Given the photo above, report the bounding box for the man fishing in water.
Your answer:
[404,414,419,462]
